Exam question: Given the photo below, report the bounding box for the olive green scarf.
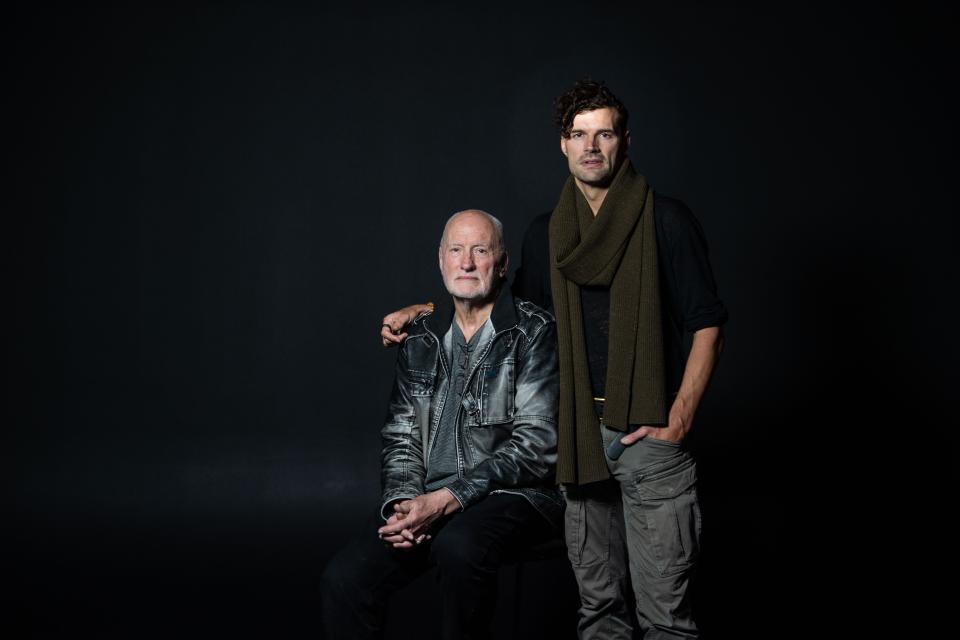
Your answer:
[548,160,666,485]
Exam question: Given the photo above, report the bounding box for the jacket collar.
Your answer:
[423,284,518,337]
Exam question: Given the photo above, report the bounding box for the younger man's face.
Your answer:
[560,107,629,188]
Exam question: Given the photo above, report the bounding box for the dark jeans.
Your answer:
[320,493,553,640]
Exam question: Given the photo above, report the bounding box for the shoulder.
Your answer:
[523,211,552,242]
[513,298,555,338]
[653,193,709,248]
[654,193,699,228]
[406,311,433,338]
[399,313,438,357]
[527,211,552,231]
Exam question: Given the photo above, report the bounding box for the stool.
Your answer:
[499,535,576,638]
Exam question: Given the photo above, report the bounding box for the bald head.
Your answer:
[438,209,509,303]
[440,210,505,254]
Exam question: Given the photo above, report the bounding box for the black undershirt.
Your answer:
[580,286,611,399]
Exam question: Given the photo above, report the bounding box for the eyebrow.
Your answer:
[571,128,616,134]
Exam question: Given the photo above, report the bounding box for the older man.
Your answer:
[321,210,561,640]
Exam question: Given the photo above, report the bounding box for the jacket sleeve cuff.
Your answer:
[380,491,419,521]
[443,480,479,511]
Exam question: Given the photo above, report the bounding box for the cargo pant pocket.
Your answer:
[562,484,624,568]
[634,457,701,577]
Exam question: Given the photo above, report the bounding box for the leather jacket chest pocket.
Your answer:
[409,372,436,397]
[477,359,515,425]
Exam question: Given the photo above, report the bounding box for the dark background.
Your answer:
[9,2,956,638]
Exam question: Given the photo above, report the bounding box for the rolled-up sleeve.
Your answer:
[657,197,728,332]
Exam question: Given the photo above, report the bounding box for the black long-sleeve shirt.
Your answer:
[511,195,728,398]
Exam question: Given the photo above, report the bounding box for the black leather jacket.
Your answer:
[380,288,563,528]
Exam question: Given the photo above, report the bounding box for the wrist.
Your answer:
[416,302,434,316]
[438,488,460,514]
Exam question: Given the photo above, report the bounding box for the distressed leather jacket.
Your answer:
[380,288,563,528]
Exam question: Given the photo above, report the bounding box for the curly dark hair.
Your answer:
[554,78,629,139]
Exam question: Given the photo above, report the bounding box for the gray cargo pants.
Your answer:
[563,422,702,639]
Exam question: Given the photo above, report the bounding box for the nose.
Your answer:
[460,250,476,271]
[585,135,599,151]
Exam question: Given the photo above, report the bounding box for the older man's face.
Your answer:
[438,212,505,303]
[560,107,628,188]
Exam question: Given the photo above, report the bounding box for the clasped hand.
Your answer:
[377,489,459,549]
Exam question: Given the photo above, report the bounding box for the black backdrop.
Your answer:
[9,3,956,638]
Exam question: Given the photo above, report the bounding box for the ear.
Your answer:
[499,251,510,278]
[624,129,631,150]
[560,136,568,157]
[438,245,444,271]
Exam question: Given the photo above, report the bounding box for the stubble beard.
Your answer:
[573,152,624,189]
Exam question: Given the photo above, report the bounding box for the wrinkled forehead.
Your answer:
[441,212,502,248]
